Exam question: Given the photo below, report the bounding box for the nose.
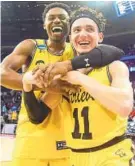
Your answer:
[53,17,61,24]
[79,29,88,38]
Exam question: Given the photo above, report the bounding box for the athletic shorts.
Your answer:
[11,157,70,166]
[70,138,134,166]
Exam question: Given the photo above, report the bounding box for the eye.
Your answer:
[74,28,80,33]
[59,15,67,20]
[47,16,55,21]
[87,27,94,32]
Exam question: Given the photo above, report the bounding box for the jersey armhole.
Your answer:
[106,65,112,84]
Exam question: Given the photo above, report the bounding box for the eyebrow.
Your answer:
[73,26,80,29]
[47,14,67,17]
[73,25,95,30]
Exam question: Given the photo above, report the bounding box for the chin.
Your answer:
[52,37,64,42]
[78,49,92,54]
[77,46,93,54]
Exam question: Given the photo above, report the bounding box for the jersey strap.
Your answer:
[35,39,47,50]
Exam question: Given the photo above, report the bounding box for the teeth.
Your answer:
[79,42,90,45]
[52,27,62,32]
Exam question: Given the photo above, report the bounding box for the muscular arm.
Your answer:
[0,39,36,90]
[65,61,133,117]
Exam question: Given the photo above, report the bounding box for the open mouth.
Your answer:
[52,27,63,33]
[79,41,90,46]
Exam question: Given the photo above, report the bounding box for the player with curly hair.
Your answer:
[62,7,134,166]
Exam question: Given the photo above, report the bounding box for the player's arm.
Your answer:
[43,44,125,84]
[22,74,50,124]
[71,44,125,69]
[64,61,133,117]
[23,91,51,124]
[22,71,61,124]
[0,39,36,90]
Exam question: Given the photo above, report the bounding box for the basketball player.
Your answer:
[61,7,134,166]
[1,3,74,166]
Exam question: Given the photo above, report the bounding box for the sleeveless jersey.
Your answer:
[66,66,127,149]
[13,39,74,159]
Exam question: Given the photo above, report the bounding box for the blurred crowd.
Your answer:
[1,90,21,131]
[124,44,135,56]
[126,44,135,56]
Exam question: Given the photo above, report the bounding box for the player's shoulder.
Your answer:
[109,60,129,76]
[109,60,128,70]
[13,39,36,55]
[15,39,36,51]
[18,39,36,47]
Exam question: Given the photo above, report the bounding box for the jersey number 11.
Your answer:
[72,106,93,140]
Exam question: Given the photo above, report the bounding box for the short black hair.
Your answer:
[70,7,106,32]
[42,2,71,23]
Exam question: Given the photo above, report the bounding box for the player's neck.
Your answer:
[46,39,66,55]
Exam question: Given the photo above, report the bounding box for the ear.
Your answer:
[98,32,104,43]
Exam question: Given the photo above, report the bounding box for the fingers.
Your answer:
[60,76,68,82]
[48,62,68,83]
[32,67,37,75]
[32,62,71,88]
[41,62,69,86]
[61,85,77,93]
[32,64,48,75]
[32,69,45,88]
[48,67,59,84]
[57,80,80,92]
[23,71,34,84]
[43,64,54,86]
[32,64,55,87]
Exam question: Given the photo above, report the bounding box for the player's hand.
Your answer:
[46,78,80,94]
[77,67,92,74]
[61,71,83,85]
[22,71,33,91]
[61,68,92,85]
[32,64,47,75]
[23,69,45,91]
[42,60,72,86]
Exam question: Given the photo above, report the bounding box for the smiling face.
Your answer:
[70,17,104,54]
[44,7,70,42]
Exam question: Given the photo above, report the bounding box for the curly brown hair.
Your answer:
[70,7,106,32]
